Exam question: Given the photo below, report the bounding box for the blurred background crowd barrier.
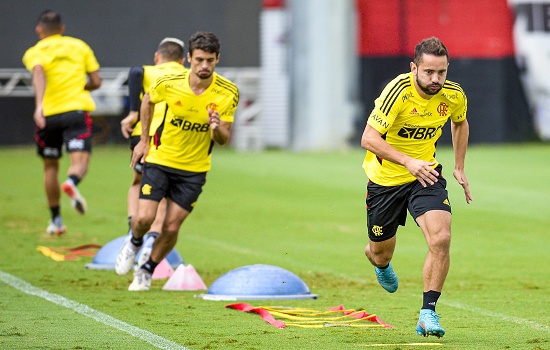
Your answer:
[1,0,547,149]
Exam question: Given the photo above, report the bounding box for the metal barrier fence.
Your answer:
[0,67,263,150]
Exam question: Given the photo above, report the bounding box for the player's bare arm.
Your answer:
[451,119,473,203]
[208,109,232,145]
[361,124,439,187]
[85,70,102,91]
[31,65,47,129]
[131,93,154,168]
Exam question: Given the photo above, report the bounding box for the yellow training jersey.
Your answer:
[131,61,187,137]
[22,34,100,116]
[146,71,239,172]
[363,72,467,186]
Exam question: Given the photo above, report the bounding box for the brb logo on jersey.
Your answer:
[170,116,210,132]
[397,124,444,140]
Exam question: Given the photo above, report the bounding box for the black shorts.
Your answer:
[35,111,92,158]
[366,164,451,242]
[140,163,207,212]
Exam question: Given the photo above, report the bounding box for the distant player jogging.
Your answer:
[360,37,473,337]
[23,10,102,235]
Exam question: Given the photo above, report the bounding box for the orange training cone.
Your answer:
[152,259,175,279]
[162,264,207,291]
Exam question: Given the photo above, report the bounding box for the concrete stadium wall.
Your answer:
[0,0,261,146]
[0,0,261,68]
[0,0,538,147]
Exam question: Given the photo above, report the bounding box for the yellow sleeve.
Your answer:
[451,92,467,122]
[366,74,409,134]
[22,47,41,71]
[367,95,400,134]
[83,43,100,73]
[219,92,239,123]
[149,80,164,104]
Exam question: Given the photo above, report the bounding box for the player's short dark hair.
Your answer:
[37,10,63,34]
[188,32,220,57]
[157,39,184,61]
[414,37,448,65]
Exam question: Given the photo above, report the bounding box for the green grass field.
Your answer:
[1,143,549,350]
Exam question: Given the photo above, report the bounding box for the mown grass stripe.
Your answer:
[0,270,190,350]
[443,300,550,333]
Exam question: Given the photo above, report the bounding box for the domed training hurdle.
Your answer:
[199,264,317,301]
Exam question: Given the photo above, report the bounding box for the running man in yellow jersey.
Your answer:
[115,32,239,291]
[119,37,186,258]
[361,37,472,337]
[23,10,102,235]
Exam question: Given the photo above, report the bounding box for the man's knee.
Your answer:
[134,212,155,229]
[428,230,451,253]
[161,223,180,238]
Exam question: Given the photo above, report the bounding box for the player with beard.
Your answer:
[360,37,472,337]
[119,37,187,264]
[115,32,239,291]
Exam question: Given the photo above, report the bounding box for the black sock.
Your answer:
[422,290,441,311]
[378,264,390,270]
[130,236,143,247]
[68,175,81,186]
[141,258,159,274]
[50,206,60,221]
[147,231,159,239]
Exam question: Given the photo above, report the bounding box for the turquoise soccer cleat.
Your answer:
[374,262,398,293]
[416,309,445,338]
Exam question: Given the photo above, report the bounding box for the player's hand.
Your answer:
[131,139,149,168]
[453,169,473,204]
[208,109,220,130]
[120,111,138,139]
[33,106,46,129]
[404,158,439,187]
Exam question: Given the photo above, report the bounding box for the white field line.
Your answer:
[0,270,190,350]
[441,299,550,333]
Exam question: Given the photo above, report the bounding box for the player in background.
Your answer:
[23,10,102,235]
[361,37,472,337]
[115,32,239,291]
[119,37,187,265]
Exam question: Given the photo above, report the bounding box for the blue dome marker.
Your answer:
[201,264,317,301]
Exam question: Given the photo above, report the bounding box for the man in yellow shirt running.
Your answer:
[23,10,102,235]
[119,37,187,265]
[361,37,472,338]
[115,32,239,291]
